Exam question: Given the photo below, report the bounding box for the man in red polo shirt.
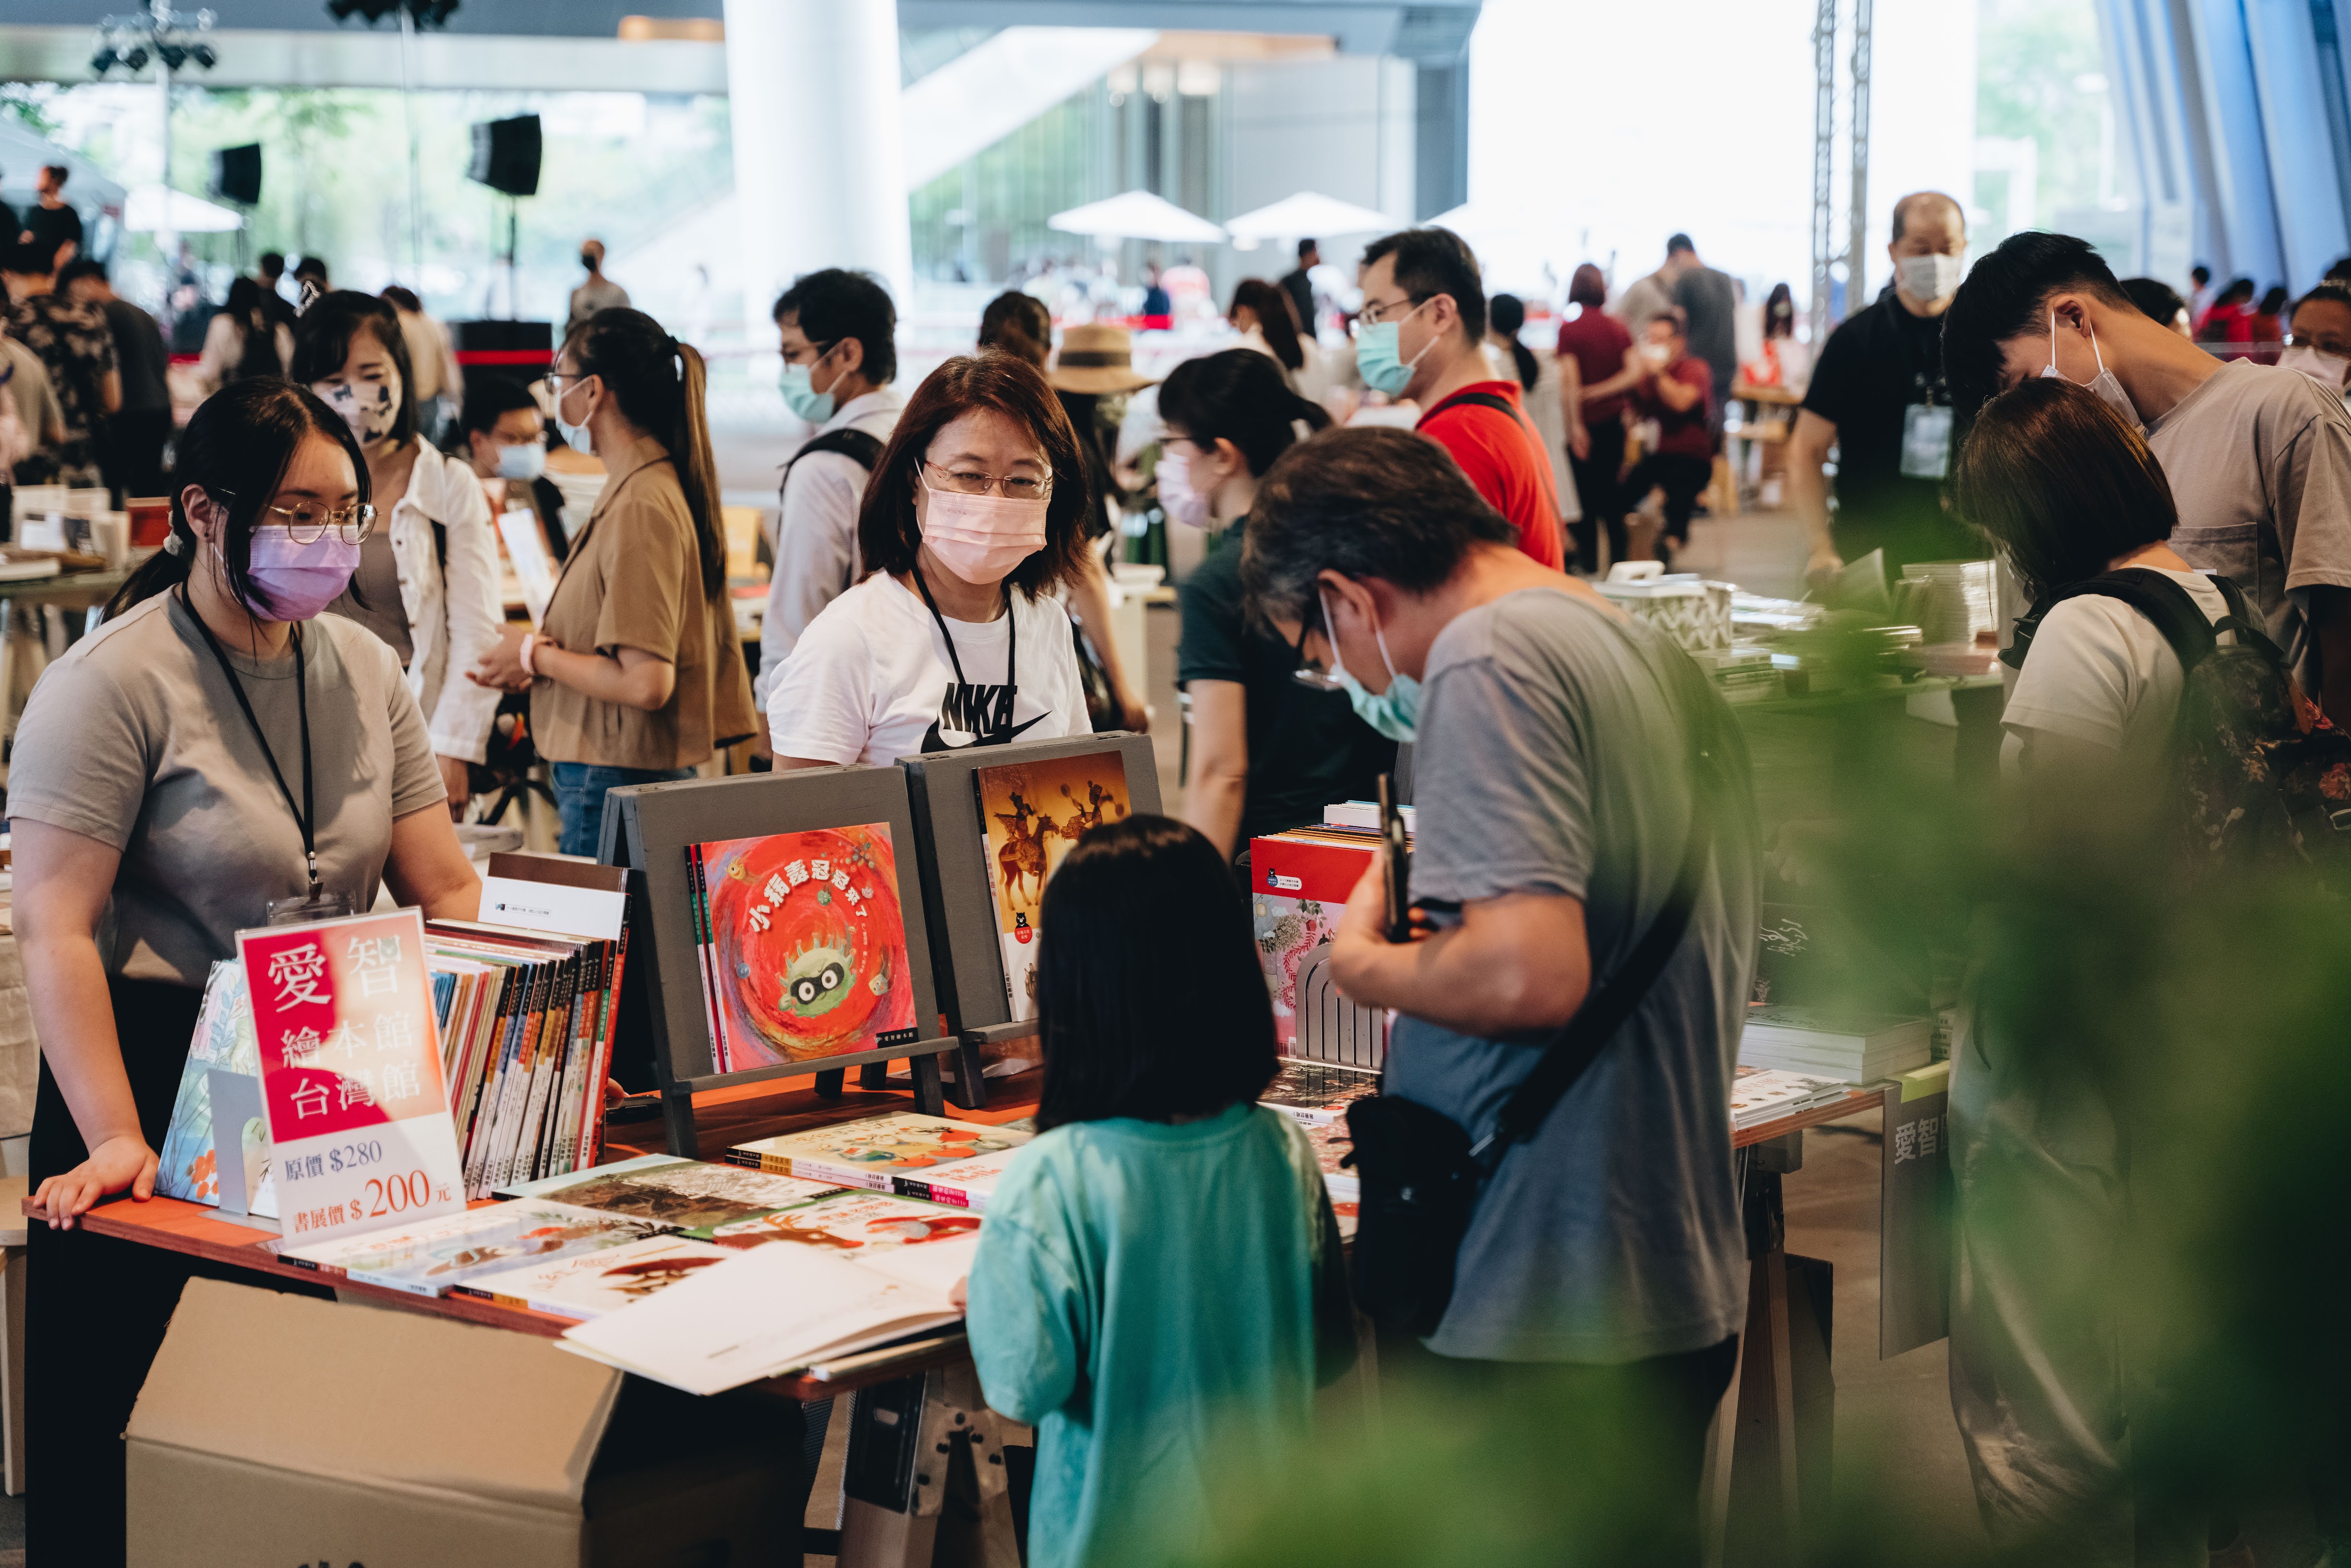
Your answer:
[1355,227,1566,567]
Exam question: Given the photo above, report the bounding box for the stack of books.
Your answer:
[1729,1065,1853,1132]
[1901,558,1998,648]
[1258,1060,1380,1128]
[1691,643,1781,704]
[1737,1005,1933,1083]
[1319,801,1415,834]
[728,1112,1034,1212]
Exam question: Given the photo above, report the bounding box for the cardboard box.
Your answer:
[128,1279,796,1566]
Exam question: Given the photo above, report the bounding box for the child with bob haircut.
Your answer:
[962,814,1353,1568]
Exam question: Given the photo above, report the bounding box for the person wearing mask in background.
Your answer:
[458,375,566,566]
[1943,229,2351,730]
[290,254,331,299]
[1231,276,1321,398]
[767,351,1093,767]
[1749,282,1812,392]
[1619,310,1715,570]
[295,290,504,821]
[381,285,463,444]
[0,314,66,478]
[1241,426,1759,1565]
[1667,234,1739,422]
[1162,349,1387,861]
[20,165,82,270]
[1557,262,1638,575]
[982,298,1150,734]
[1487,293,1579,539]
[2282,279,2351,400]
[1356,226,1567,569]
[2121,277,2194,339]
[2,239,118,488]
[472,309,755,854]
[1280,238,1321,336]
[12,380,479,1563]
[254,251,299,330]
[60,259,169,503]
[567,240,630,340]
[194,276,294,394]
[1789,191,1978,583]
[756,268,904,717]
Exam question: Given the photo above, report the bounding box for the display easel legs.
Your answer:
[665,1054,948,1156]
[838,1363,1025,1568]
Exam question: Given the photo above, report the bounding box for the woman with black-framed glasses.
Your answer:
[9,377,481,1560]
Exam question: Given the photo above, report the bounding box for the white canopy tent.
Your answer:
[121,185,243,234]
[1222,190,1399,241]
[1046,191,1226,246]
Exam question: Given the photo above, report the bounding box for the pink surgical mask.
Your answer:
[1157,444,1213,528]
[235,527,362,622]
[920,472,1049,584]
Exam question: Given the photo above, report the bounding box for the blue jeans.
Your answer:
[550,761,695,858]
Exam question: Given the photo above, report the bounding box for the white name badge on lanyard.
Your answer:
[1901,403,1954,480]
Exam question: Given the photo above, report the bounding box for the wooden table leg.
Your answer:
[837,1363,1023,1568]
[1700,1325,1747,1568]
[1,1241,22,1496]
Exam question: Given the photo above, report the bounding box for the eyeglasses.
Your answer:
[1353,294,1426,330]
[209,489,377,544]
[1289,615,1344,691]
[924,461,1053,500]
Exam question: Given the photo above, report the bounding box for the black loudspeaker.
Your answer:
[468,115,542,198]
[209,143,262,205]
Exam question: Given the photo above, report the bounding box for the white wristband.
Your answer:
[519,631,539,678]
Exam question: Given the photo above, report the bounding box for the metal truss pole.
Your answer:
[1811,0,1837,343]
[1849,0,1873,307]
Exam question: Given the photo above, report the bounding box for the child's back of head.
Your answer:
[1035,814,1279,1132]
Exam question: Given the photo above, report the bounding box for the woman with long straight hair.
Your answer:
[472,307,756,855]
[13,378,479,1561]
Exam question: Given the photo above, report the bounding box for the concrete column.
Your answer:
[723,0,911,327]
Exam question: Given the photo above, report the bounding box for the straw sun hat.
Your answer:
[1047,323,1157,394]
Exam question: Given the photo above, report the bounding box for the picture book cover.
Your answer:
[973,751,1133,1021]
[497,1155,844,1234]
[278,1201,674,1298]
[729,1113,1031,1191]
[156,961,279,1217]
[688,824,920,1068]
[459,1234,733,1319]
[709,1190,985,1287]
[888,1146,1026,1211]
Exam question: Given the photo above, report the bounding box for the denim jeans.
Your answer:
[550,761,695,858]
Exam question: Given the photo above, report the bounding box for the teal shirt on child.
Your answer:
[965,1101,1352,1568]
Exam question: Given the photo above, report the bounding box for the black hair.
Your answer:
[2259,285,2290,318]
[1941,230,2133,418]
[290,289,418,448]
[2292,278,2351,326]
[1240,425,1518,634]
[977,290,1052,369]
[2120,277,2188,330]
[222,277,284,384]
[1763,281,1796,338]
[105,379,370,621]
[564,306,727,598]
[1297,237,1318,260]
[458,374,544,437]
[56,257,105,291]
[1488,293,1539,390]
[379,284,423,314]
[1360,225,1486,341]
[1951,377,2177,597]
[1034,814,1278,1132]
[772,267,898,386]
[40,165,66,187]
[1666,232,1696,255]
[1157,348,1332,479]
[2327,257,2351,285]
[1230,277,1305,372]
[1568,263,1608,309]
[259,252,286,278]
[2222,277,2256,306]
[2192,264,2213,285]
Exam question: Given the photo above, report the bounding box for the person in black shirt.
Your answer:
[1790,190,1979,583]
[20,166,83,270]
[1279,239,1319,335]
[60,259,170,502]
[1165,350,1393,859]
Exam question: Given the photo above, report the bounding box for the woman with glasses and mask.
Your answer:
[10,378,481,1562]
[470,307,756,856]
[294,290,505,820]
[766,350,1094,767]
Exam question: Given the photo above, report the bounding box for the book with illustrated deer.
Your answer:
[972,752,1134,1022]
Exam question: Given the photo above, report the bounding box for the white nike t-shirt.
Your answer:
[766,571,1091,765]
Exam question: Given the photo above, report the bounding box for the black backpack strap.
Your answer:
[1440,390,1533,435]
[2003,567,2219,675]
[780,426,884,500]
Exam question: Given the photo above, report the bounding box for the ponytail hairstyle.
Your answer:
[977,290,1052,370]
[222,277,282,384]
[104,378,370,621]
[1157,348,1333,479]
[1229,277,1305,372]
[1487,293,1539,392]
[290,289,418,447]
[564,307,725,599]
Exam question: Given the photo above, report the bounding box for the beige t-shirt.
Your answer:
[8,591,446,987]
[2147,358,2351,702]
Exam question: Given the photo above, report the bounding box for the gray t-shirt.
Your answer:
[2146,357,2351,703]
[8,591,445,987]
[1384,587,1759,1364]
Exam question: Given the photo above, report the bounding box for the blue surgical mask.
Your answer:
[496,440,546,481]
[1320,587,1422,742]
[1353,300,1432,398]
[779,359,836,424]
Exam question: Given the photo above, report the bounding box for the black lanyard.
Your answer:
[910,569,1015,744]
[181,586,320,896]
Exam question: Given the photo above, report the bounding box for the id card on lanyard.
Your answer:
[1895,313,1953,480]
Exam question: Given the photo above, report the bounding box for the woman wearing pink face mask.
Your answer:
[767,350,1097,766]
[8,378,481,1558]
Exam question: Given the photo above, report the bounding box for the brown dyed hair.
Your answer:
[857,350,1095,600]
[1951,376,2177,596]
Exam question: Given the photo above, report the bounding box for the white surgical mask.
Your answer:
[1156,444,1214,528]
[2041,310,2141,432]
[2279,344,2351,392]
[553,374,596,455]
[1896,253,1965,305]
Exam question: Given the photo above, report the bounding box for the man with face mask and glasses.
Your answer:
[1354,226,1566,569]
[1943,230,2351,729]
[1788,191,1978,588]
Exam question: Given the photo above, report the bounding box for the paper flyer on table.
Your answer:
[239,909,466,1245]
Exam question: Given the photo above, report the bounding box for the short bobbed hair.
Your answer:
[1035,815,1278,1132]
[1951,377,2178,597]
[857,350,1094,600]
